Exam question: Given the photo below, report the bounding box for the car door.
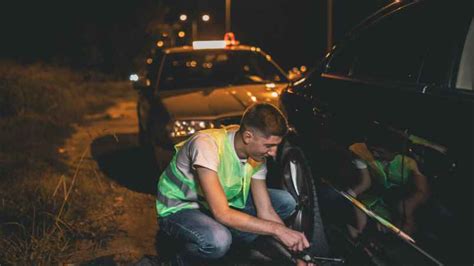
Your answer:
[315,2,473,264]
[412,15,473,264]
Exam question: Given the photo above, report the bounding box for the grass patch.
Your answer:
[0,61,133,179]
[0,61,133,264]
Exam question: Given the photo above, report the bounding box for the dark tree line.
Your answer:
[0,0,387,77]
[0,0,166,78]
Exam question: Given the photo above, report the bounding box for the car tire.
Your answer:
[278,140,330,257]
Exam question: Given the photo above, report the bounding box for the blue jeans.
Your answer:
[158,189,296,265]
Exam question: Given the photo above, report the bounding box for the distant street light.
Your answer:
[178,31,186,38]
[179,14,188,21]
[129,74,139,82]
[156,40,164,47]
[202,14,210,22]
[226,0,231,32]
[327,0,333,52]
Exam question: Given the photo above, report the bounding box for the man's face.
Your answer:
[245,131,282,162]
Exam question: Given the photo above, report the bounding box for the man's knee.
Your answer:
[270,189,297,219]
[197,227,232,259]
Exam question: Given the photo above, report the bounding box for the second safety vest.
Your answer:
[349,143,414,189]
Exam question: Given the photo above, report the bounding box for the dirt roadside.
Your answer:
[62,98,159,264]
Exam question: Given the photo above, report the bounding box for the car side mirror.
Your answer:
[130,79,153,99]
[130,73,152,92]
[132,81,148,91]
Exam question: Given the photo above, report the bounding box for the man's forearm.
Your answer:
[217,208,310,253]
[216,205,311,253]
[215,207,283,236]
[257,209,285,225]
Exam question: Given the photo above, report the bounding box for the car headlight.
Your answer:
[168,120,215,138]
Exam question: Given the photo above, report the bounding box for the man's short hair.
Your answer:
[240,103,288,137]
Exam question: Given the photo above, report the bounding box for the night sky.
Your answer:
[0,0,389,77]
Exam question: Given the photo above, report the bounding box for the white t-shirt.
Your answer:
[175,129,267,182]
[352,158,390,170]
[352,158,368,170]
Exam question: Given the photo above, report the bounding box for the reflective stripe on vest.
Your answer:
[156,126,263,217]
[156,166,198,205]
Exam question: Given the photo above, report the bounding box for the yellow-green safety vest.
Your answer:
[156,126,263,217]
[350,143,413,189]
[349,143,416,219]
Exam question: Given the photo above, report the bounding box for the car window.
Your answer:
[251,53,287,83]
[456,18,473,91]
[350,4,435,84]
[157,50,287,91]
[325,42,356,76]
[417,36,454,86]
[146,52,163,88]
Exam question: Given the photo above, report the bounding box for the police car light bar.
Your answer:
[192,40,227,49]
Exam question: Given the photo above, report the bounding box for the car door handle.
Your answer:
[420,83,443,95]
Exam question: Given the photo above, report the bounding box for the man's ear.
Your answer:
[242,130,254,145]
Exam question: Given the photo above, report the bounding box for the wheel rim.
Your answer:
[282,149,314,236]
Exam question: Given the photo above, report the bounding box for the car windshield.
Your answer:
[157,50,288,91]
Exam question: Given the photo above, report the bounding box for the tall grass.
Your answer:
[0,61,132,264]
[0,61,132,178]
[0,176,72,265]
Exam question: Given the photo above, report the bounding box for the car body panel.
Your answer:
[280,1,473,264]
[158,83,285,121]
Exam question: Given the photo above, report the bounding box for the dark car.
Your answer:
[279,0,472,265]
[133,37,291,168]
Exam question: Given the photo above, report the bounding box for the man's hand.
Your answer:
[273,224,310,252]
[296,258,316,266]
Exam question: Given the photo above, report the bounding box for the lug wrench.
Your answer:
[294,249,345,264]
